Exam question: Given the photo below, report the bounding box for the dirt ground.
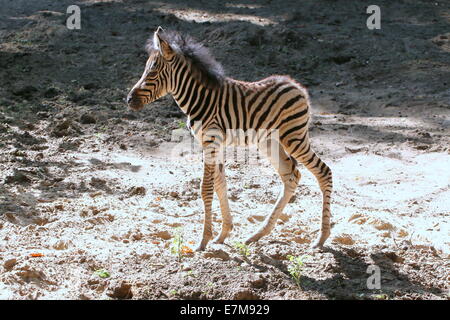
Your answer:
[0,0,449,300]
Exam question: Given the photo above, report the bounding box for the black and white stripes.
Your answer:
[127,28,333,250]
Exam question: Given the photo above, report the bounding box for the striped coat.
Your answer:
[127,28,332,251]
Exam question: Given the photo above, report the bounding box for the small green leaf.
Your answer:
[233,241,250,257]
[286,255,307,287]
[373,293,389,300]
[94,269,110,278]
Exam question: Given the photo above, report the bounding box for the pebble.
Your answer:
[107,281,133,299]
[442,119,450,128]
[203,249,230,261]
[4,258,17,271]
[79,113,97,124]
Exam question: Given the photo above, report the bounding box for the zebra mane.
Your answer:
[146,30,225,87]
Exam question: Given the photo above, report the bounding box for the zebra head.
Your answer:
[127,27,174,111]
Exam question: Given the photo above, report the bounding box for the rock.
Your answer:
[251,215,265,222]
[167,110,184,118]
[5,170,31,184]
[79,113,97,124]
[82,83,99,90]
[90,177,107,188]
[20,122,35,131]
[51,119,76,137]
[329,55,354,65]
[233,289,261,300]
[132,232,143,241]
[292,237,311,244]
[18,131,43,145]
[51,239,72,250]
[245,28,266,47]
[37,111,50,119]
[384,251,405,264]
[343,248,360,258]
[58,139,81,151]
[43,87,59,98]
[249,277,266,289]
[16,268,46,283]
[123,113,137,120]
[4,258,17,271]
[127,186,146,197]
[0,123,8,133]
[371,219,395,231]
[68,90,91,103]
[107,281,133,299]
[204,249,230,261]
[332,234,355,245]
[54,204,64,211]
[414,145,429,151]
[345,146,369,153]
[418,131,432,139]
[153,230,172,240]
[13,85,38,99]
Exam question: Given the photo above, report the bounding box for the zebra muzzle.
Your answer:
[126,94,144,111]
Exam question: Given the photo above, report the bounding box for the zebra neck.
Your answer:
[171,73,218,119]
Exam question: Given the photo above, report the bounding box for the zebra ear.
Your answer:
[154,27,173,59]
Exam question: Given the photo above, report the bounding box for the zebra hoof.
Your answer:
[310,241,324,250]
[194,243,207,252]
[244,235,260,245]
[310,233,330,249]
[212,237,225,244]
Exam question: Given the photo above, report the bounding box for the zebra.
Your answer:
[127,27,333,251]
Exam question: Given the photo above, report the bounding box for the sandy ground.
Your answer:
[0,0,449,300]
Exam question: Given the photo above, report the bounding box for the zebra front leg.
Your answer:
[195,132,222,251]
[213,163,233,244]
[196,161,215,251]
[245,140,300,245]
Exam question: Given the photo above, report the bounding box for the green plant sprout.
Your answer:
[202,282,214,296]
[94,269,110,278]
[233,241,250,257]
[170,227,185,262]
[178,120,186,129]
[286,255,308,287]
[186,270,195,278]
[372,293,389,300]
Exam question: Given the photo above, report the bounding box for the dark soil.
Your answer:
[0,0,449,300]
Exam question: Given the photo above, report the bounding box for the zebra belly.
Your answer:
[224,127,277,147]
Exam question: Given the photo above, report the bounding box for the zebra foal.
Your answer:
[127,27,333,251]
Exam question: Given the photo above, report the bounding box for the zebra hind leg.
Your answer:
[244,139,300,245]
[283,136,333,249]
